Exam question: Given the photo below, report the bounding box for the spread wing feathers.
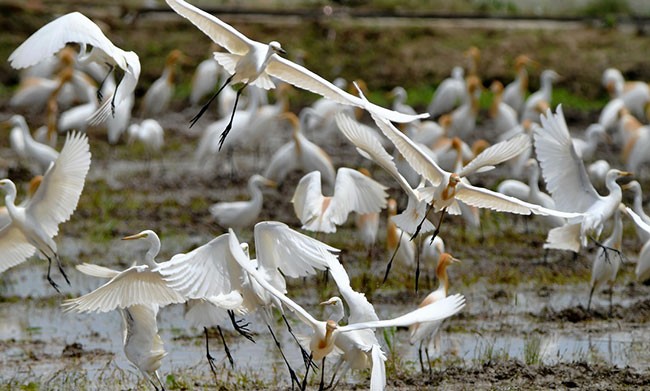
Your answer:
[266,57,428,123]
[338,293,466,333]
[327,258,379,324]
[25,131,91,238]
[625,207,650,235]
[291,171,326,228]
[254,221,339,288]
[0,225,37,273]
[391,197,436,236]
[458,133,530,177]
[62,265,185,313]
[228,229,321,328]
[369,112,445,186]
[336,113,419,199]
[330,168,388,225]
[544,222,582,252]
[370,344,387,391]
[9,12,116,69]
[164,0,251,55]
[155,234,245,300]
[535,105,601,212]
[455,182,583,218]
[76,263,121,279]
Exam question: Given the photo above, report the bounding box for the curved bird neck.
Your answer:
[143,236,161,268]
[435,261,451,296]
[3,181,18,211]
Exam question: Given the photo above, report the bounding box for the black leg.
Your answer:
[110,71,123,117]
[283,314,316,371]
[428,208,447,245]
[44,254,60,293]
[418,344,425,373]
[410,202,435,241]
[587,285,595,311]
[55,254,70,286]
[218,84,247,150]
[268,324,301,389]
[382,230,404,284]
[228,310,255,343]
[301,353,314,391]
[216,325,235,368]
[191,74,236,128]
[96,63,115,102]
[608,285,614,316]
[425,346,432,377]
[318,357,326,391]
[415,235,422,293]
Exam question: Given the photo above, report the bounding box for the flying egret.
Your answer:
[157,222,341,388]
[0,131,90,291]
[225,228,466,390]
[291,168,388,233]
[409,252,459,374]
[208,174,276,230]
[8,11,141,125]
[359,103,578,246]
[164,0,427,149]
[587,204,624,313]
[535,105,631,252]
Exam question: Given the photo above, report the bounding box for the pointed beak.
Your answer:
[264,179,277,188]
[620,171,633,177]
[277,47,287,55]
[122,233,146,241]
[451,257,461,264]
[320,299,334,306]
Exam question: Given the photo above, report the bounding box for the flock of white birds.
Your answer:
[2,0,650,390]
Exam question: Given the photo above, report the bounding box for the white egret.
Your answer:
[0,131,90,291]
[190,54,220,106]
[445,75,483,139]
[354,168,382,255]
[427,66,465,118]
[587,204,624,312]
[624,207,650,282]
[0,176,43,230]
[409,252,459,374]
[208,174,276,230]
[502,55,537,116]
[141,49,184,118]
[572,123,607,161]
[127,119,165,155]
[225,228,465,390]
[489,80,518,135]
[8,11,141,125]
[535,105,631,252]
[522,69,559,123]
[360,103,577,245]
[164,0,427,149]
[291,168,388,234]
[264,110,336,188]
[4,115,58,174]
[622,181,650,243]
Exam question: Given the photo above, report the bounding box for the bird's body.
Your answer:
[8,11,141,125]
[165,0,427,147]
[624,207,650,282]
[209,174,275,230]
[292,168,388,233]
[190,57,220,106]
[535,106,631,252]
[0,131,90,291]
[128,119,165,154]
[522,70,559,123]
[6,115,58,174]
[490,80,519,135]
[141,50,183,118]
[502,55,535,116]
[427,66,465,118]
[623,181,650,243]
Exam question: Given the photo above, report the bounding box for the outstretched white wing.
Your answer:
[165,0,252,55]
[291,171,325,228]
[76,262,121,279]
[330,168,388,225]
[155,234,245,300]
[625,207,650,236]
[62,265,185,313]
[458,133,530,177]
[0,225,37,273]
[327,257,379,324]
[25,131,91,238]
[9,12,117,69]
[535,105,601,212]
[254,221,339,290]
[338,293,466,333]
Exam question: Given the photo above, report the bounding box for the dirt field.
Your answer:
[2,2,650,390]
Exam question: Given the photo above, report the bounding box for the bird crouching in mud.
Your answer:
[164,0,428,150]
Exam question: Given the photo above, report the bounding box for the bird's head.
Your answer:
[325,319,338,332]
[438,253,461,269]
[122,230,157,241]
[0,179,16,195]
[250,174,277,189]
[515,54,539,70]
[449,173,461,187]
[387,198,398,215]
[269,41,286,55]
[489,80,504,94]
[320,297,342,307]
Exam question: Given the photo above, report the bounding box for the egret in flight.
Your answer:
[164,0,428,149]
[8,11,141,125]
[0,131,91,291]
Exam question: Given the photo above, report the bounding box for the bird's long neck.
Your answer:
[605,175,623,200]
[435,261,450,296]
[611,209,623,248]
[489,88,502,118]
[541,75,553,100]
[3,181,18,219]
[17,117,34,142]
[249,180,264,203]
[528,163,541,193]
[632,186,645,216]
[144,237,161,268]
[518,67,529,94]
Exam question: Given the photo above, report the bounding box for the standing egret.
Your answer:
[190,52,220,106]
[427,66,465,118]
[624,207,650,282]
[409,253,459,374]
[141,49,184,118]
[291,168,388,233]
[502,55,537,116]
[535,105,631,252]
[226,228,465,390]
[489,80,518,135]
[0,131,90,291]
[622,181,650,243]
[4,115,58,174]
[8,11,141,124]
[127,119,165,156]
[521,70,559,123]
[164,0,427,149]
[208,174,276,230]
